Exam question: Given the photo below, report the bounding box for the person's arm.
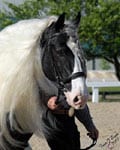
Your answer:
[47,96,99,140]
[75,104,99,140]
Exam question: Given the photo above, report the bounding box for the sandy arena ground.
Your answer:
[29,102,120,150]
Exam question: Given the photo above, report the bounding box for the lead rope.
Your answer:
[50,49,97,150]
[80,139,97,150]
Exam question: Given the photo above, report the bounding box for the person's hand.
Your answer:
[87,127,99,141]
[47,96,58,110]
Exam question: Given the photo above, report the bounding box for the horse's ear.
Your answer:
[55,13,65,31]
[73,12,81,27]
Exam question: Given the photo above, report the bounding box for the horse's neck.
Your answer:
[36,73,58,99]
[34,48,58,98]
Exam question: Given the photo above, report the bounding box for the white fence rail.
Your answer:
[87,81,120,103]
[86,71,120,103]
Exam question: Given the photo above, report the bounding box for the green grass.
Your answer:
[88,87,120,92]
[88,87,120,102]
[99,87,120,92]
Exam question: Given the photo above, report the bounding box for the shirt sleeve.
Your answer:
[75,104,96,132]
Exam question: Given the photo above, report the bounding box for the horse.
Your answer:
[0,12,89,149]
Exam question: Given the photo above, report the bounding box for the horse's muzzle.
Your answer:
[65,90,88,109]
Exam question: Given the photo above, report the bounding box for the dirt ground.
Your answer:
[29,102,120,150]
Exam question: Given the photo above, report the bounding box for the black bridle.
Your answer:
[51,48,85,93]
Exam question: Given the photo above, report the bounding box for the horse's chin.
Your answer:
[73,104,86,110]
[78,104,86,109]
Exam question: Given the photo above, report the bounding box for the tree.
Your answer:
[100,59,111,70]
[0,0,120,80]
[1,0,49,20]
[0,0,82,26]
[79,0,120,80]
[0,10,13,29]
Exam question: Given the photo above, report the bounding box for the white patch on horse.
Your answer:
[65,36,88,109]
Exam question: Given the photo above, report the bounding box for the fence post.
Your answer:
[92,87,99,103]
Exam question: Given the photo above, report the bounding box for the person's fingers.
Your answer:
[87,129,99,140]
[47,96,58,110]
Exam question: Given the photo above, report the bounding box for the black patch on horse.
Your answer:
[40,14,75,90]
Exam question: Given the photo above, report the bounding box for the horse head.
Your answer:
[40,13,89,109]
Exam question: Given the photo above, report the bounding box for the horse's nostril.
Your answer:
[73,96,79,102]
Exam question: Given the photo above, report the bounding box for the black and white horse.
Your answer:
[0,13,89,149]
